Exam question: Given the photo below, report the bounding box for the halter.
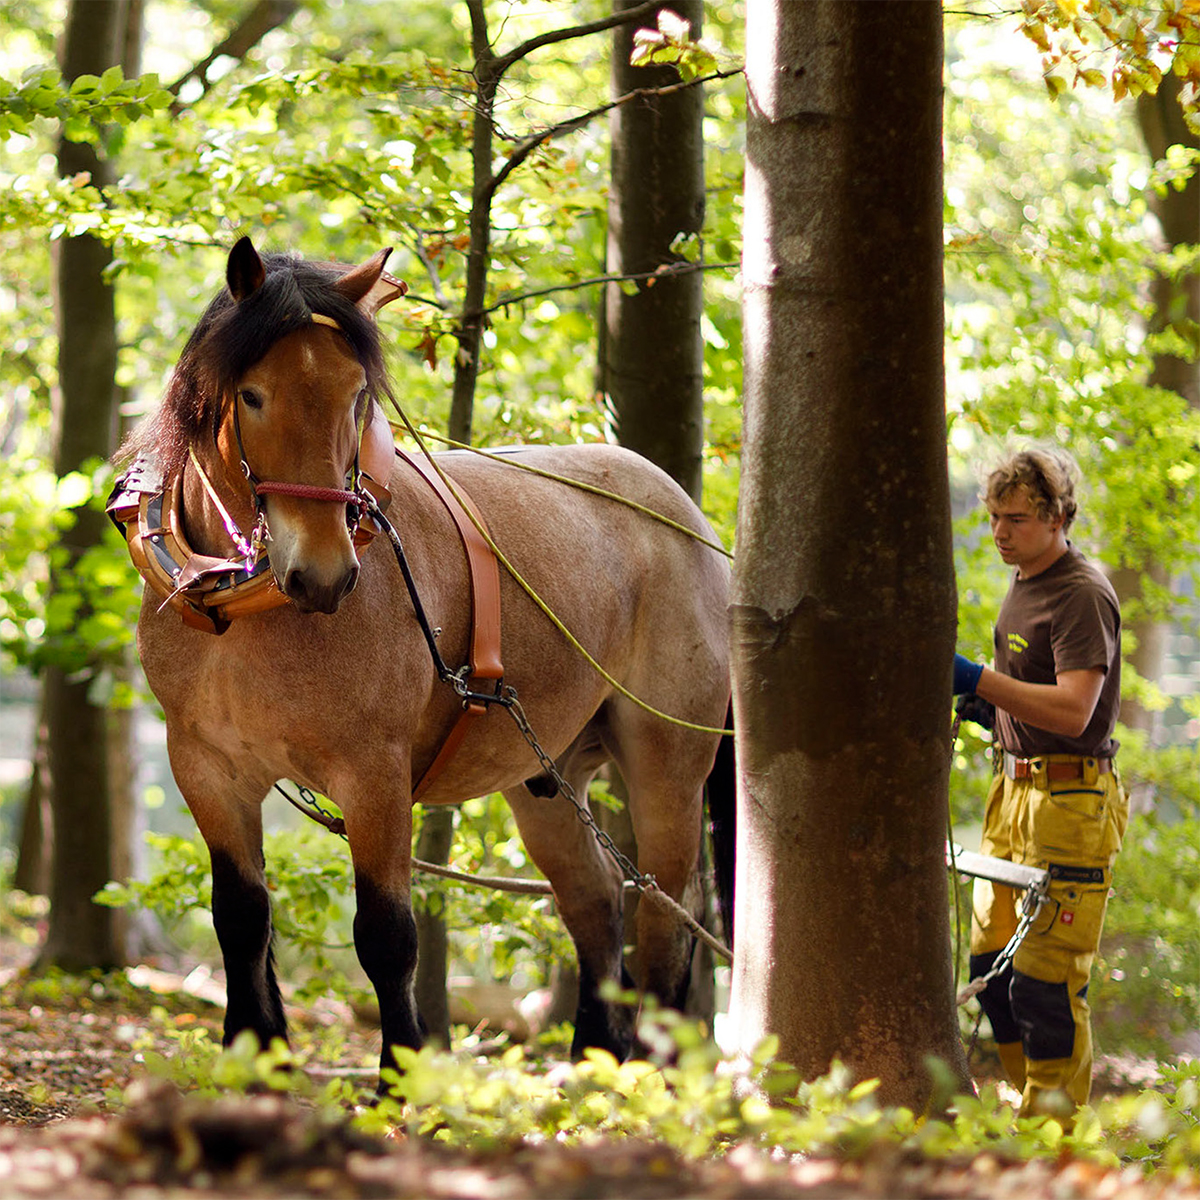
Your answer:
[219,311,372,562]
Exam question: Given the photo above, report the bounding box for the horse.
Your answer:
[111,237,733,1083]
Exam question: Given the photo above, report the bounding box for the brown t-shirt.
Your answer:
[993,545,1121,759]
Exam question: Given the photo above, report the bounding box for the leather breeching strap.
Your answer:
[398,449,504,801]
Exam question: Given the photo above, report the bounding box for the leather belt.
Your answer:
[1002,752,1112,782]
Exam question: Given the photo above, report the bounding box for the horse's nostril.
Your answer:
[283,567,309,605]
[283,565,356,614]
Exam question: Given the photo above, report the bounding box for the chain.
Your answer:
[275,782,346,837]
[500,687,645,885]
[499,686,733,964]
[957,876,1049,1008]
[957,871,1050,1061]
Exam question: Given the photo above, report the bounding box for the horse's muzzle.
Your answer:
[282,563,359,614]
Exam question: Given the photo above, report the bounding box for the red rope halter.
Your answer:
[254,480,365,508]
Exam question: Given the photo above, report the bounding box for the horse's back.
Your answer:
[430,442,730,657]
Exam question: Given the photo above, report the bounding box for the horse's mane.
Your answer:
[122,251,393,478]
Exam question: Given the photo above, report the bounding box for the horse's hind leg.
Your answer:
[615,725,716,1012]
[504,777,633,1060]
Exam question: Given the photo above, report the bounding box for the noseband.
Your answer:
[225,312,373,557]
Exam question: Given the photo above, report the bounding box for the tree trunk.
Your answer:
[727,0,970,1109]
[37,0,137,972]
[604,0,706,502]
[1114,77,1199,751]
[14,695,52,897]
[413,809,455,1045]
[448,0,500,445]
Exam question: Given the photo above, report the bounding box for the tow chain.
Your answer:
[497,686,733,965]
[956,873,1050,1008]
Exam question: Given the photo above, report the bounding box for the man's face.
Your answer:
[987,487,1063,576]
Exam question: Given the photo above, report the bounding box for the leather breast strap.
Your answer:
[398,449,504,801]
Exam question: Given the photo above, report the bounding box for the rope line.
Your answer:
[409,429,733,560]
[387,402,732,738]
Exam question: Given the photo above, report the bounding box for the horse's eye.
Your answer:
[239,389,263,411]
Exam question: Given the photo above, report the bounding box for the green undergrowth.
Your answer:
[130,999,1200,1179]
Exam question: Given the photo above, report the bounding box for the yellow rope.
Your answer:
[388,404,732,738]
[412,429,733,560]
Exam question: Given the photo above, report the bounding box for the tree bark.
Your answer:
[14,695,52,897]
[728,1,970,1109]
[604,0,706,502]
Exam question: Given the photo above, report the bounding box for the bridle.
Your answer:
[195,312,375,572]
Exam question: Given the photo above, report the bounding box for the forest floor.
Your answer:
[0,928,1196,1200]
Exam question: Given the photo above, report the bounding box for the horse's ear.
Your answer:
[334,248,408,319]
[227,237,266,301]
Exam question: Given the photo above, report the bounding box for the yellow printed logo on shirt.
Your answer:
[1006,632,1029,654]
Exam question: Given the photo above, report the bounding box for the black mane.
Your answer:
[123,251,392,477]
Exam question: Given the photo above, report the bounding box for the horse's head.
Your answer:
[222,237,405,614]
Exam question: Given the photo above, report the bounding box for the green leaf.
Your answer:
[69,73,103,96]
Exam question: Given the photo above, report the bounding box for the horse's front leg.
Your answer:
[211,841,288,1050]
[171,743,286,1051]
[340,787,423,1081]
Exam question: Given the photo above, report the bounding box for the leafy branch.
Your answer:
[479,260,740,319]
[167,0,300,107]
[486,65,744,203]
[0,66,172,141]
[1015,0,1200,123]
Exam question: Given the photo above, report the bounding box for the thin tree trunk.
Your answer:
[604,0,706,502]
[1114,78,1199,756]
[14,695,52,897]
[728,0,970,1109]
[448,0,500,445]
[409,1,502,1037]
[413,809,455,1045]
[38,0,132,972]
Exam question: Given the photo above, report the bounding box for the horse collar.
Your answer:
[107,457,289,635]
[106,446,391,636]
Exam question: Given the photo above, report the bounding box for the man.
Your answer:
[953,447,1128,1120]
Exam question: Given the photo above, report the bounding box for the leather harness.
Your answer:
[107,430,505,801]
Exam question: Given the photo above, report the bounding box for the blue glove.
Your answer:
[955,692,995,731]
[953,653,984,695]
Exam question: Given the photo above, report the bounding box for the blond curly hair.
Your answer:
[982,447,1079,532]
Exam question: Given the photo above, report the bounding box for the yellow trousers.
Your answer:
[968,757,1128,1118]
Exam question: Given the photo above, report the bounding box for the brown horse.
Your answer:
[115,237,733,1081]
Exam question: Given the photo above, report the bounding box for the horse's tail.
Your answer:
[705,705,736,950]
